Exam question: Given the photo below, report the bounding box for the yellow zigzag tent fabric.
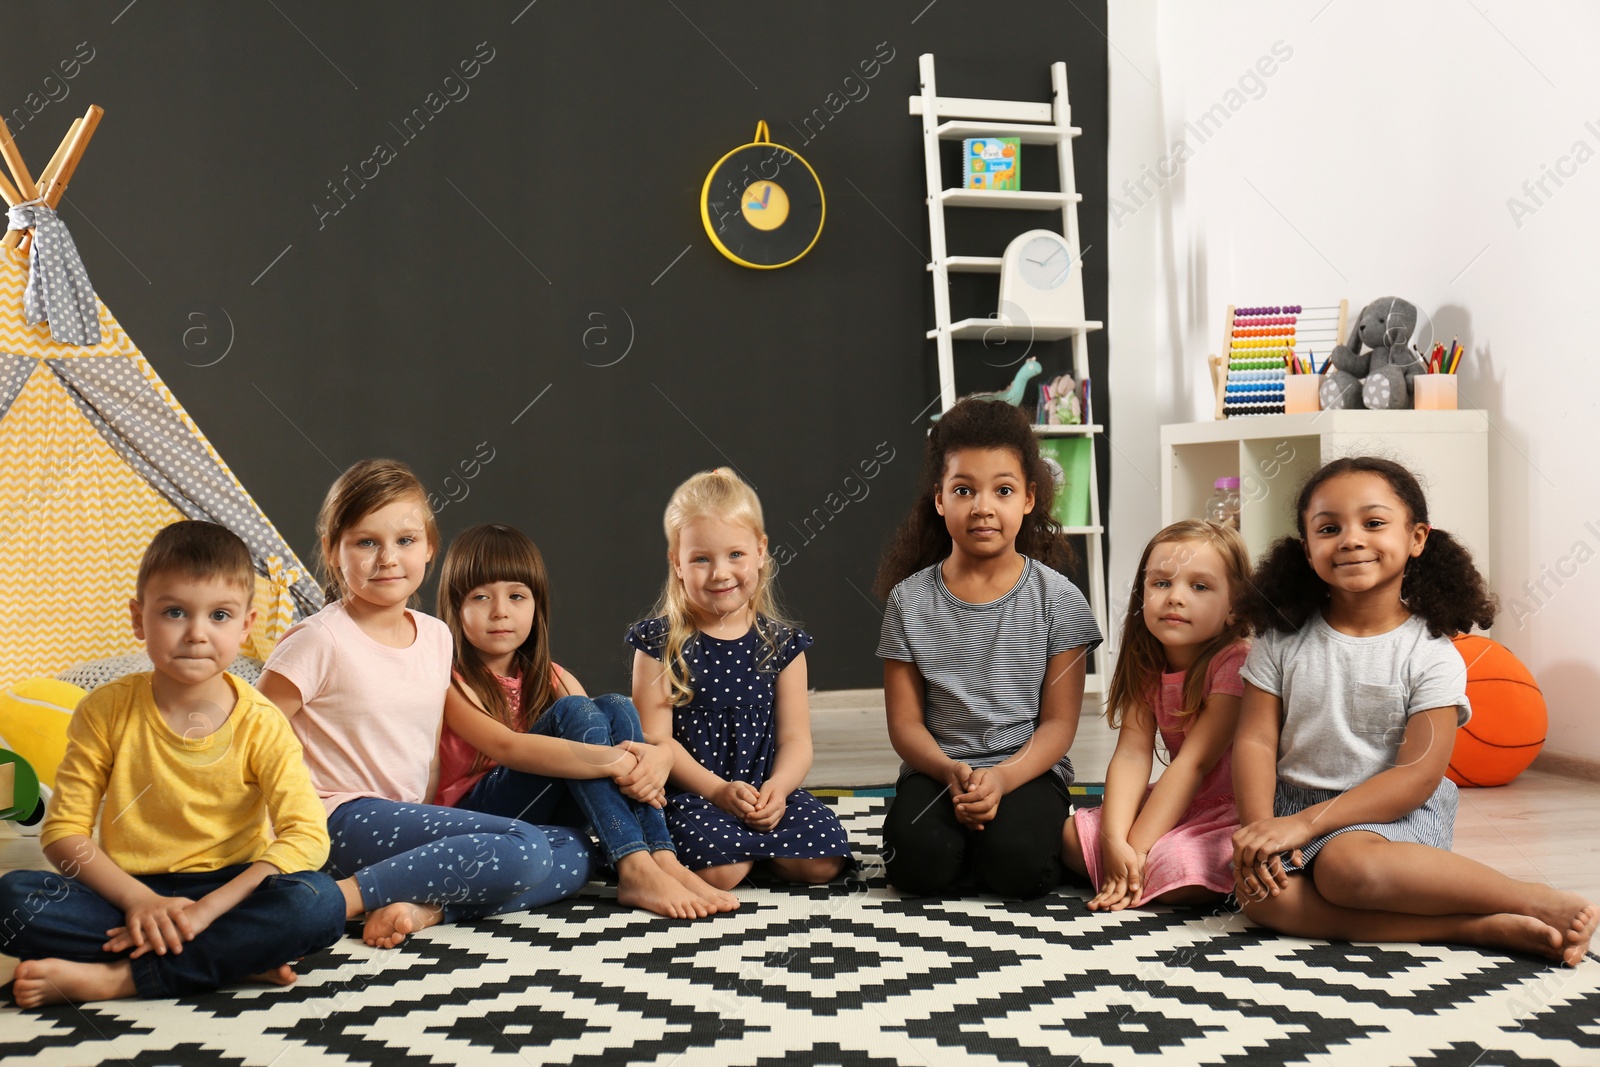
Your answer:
[0,246,321,686]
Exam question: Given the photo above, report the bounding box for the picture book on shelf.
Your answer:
[963,137,1020,190]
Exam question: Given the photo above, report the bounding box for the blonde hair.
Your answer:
[1106,520,1252,731]
[652,468,792,707]
[316,459,438,604]
[437,523,555,777]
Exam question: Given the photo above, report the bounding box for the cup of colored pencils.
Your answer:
[1284,349,1322,413]
[1414,339,1462,409]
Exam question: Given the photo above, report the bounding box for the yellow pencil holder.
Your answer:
[1413,374,1458,411]
[1284,375,1322,414]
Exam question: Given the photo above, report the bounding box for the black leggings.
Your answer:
[882,770,1070,899]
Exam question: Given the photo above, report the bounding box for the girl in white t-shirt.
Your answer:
[1235,456,1595,966]
[260,460,592,948]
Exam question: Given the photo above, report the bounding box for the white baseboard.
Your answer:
[1530,749,1600,783]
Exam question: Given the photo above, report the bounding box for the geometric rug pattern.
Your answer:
[4,797,1599,1066]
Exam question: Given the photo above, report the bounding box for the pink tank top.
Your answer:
[436,665,559,808]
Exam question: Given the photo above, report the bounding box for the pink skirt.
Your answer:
[1073,790,1239,906]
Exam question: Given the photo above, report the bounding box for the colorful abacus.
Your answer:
[1213,300,1348,419]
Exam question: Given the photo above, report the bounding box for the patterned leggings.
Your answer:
[326,797,593,923]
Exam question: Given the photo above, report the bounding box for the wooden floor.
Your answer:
[806,689,1122,789]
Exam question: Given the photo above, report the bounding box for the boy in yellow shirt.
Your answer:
[0,521,342,1006]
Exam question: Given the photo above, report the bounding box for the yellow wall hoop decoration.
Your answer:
[700,120,825,270]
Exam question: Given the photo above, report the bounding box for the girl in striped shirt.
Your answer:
[875,399,1101,899]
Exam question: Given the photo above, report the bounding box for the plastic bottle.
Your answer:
[1205,477,1241,530]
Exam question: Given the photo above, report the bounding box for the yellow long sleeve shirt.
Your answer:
[40,672,329,876]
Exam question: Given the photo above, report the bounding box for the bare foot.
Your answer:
[1561,903,1599,967]
[653,850,740,913]
[615,852,713,918]
[363,901,443,948]
[1463,913,1566,963]
[1524,889,1599,967]
[13,959,136,1008]
[246,964,298,986]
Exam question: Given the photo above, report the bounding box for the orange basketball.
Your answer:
[1447,635,1546,787]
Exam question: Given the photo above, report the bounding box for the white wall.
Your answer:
[1108,0,1600,764]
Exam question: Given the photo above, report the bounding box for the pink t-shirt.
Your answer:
[264,599,452,814]
[1150,639,1249,800]
[436,667,559,808]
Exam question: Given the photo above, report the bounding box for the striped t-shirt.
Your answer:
[876,557,1102,785]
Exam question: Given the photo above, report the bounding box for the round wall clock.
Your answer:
[700,121,824,270]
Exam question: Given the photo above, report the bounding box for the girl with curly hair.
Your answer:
[1234,456,1596,966]
[875,398,1101,898]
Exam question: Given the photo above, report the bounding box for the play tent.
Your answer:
[0,105,321,687]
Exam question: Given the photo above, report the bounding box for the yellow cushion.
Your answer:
[0,676,85,790]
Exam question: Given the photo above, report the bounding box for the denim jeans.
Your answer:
[459,694,674,866]
[0,865,345,998]
[325,798,592,923]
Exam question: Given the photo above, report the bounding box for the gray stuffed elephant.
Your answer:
[1320,296,1427,410]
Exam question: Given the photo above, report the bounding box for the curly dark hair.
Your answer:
[874,397,1075,597]
[1243,456,1496,638]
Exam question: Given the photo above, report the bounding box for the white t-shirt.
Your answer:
[1242,612,1470,792]
[264,599,452,813]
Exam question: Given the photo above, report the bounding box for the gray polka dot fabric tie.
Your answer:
[7,200,103,347]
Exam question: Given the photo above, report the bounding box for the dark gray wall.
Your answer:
[3,1,1108,690]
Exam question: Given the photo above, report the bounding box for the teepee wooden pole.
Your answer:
[5,118,81,253]
[0,114,38,201]
[0,171,19,209]
[38,119,81,193]
[4,106,102,252]
[42,106,102,209]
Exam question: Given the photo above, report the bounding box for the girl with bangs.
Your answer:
[438,523,737,919]
[261,462,594,948]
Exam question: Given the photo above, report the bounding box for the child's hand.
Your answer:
[614,740,672,808]
[743,782,787,832]
[107,893,197,957]
[1088,838,1146,911]
[943,761,975,799]
[1232,816,1309,899]
[954,766,1005,829]
[712,779,759,819]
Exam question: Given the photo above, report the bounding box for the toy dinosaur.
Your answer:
[931,357,1043,421]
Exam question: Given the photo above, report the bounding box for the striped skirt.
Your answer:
[1273,777,1458,874]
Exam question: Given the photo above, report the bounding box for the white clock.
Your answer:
[996,229,1084,328]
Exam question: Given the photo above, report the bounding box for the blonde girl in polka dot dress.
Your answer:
[630,469,851,891]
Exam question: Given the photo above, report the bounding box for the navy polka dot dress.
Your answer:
[626,617,851,871]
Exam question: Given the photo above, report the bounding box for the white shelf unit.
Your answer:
[1160,410,1491,586]
[911,53,1108,692]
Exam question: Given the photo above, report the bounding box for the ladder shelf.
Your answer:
[911,52,1109,694]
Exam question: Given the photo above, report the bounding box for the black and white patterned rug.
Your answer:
[4,796,1598,1066]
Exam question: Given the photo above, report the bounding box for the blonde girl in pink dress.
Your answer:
[1062,520,1252,910]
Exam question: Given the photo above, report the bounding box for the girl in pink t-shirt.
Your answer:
[436,523,736,919]
[1062,520,1252,910]
[260,460,592,948]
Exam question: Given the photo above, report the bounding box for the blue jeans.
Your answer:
[0,866,345,998]
[325,798,592,923]
[459,694,674,866]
